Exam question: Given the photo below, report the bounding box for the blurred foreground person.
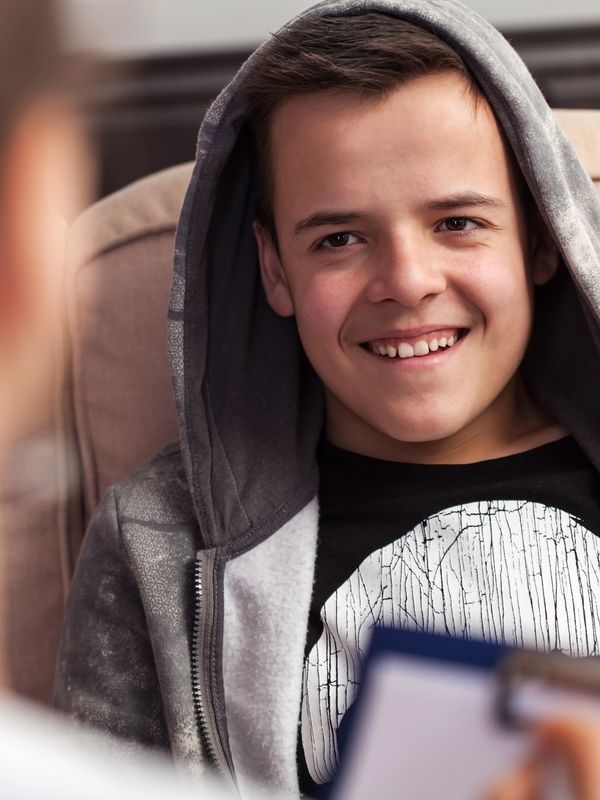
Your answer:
[0,0,89,445]
[0,9,260,799]
[0,0,91,697]
[55,0,600,798]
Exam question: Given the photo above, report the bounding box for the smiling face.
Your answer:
[255,71,557,463]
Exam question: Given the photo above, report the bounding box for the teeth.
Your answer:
[369,330,462,358]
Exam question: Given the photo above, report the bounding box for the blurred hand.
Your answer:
[485,718,600,800]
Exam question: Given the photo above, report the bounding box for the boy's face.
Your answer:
[255,71,555,462]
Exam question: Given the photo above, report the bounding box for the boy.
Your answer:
[56,2,600,799]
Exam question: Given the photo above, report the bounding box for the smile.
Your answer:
[363,328,467,359]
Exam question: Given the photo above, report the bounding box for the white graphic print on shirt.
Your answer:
[301,500,600,785]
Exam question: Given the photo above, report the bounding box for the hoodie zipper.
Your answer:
[192,549,236,786]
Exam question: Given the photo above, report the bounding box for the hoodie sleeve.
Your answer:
[54,487,170,750]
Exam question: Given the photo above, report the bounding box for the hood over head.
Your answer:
[168,0,600,551]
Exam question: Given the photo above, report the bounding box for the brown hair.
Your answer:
[0,0,61,147]
[242,12,484,241]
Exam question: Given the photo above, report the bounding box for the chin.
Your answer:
[375,414,471,446]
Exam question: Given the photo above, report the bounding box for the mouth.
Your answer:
[361,328,468,359]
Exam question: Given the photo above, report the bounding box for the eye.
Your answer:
[317,232,362,249]
[436,217,480,233]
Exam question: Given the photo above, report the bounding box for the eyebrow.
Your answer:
[294,211,366,236]
[293,192,507,236]
[424,192,507,211]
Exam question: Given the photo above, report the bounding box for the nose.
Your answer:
[366,234,447,308]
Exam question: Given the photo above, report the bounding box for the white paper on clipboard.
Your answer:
[332,651,600,800]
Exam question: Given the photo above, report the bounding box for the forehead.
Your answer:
[269,72,521,222]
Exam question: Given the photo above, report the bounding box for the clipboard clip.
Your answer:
[496,650,600,730]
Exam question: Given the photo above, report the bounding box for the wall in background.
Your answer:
[62,0,600,55]
[63,1,600,196]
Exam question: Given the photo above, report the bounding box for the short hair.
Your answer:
[243,12,484,241]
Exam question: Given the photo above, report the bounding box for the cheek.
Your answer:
[463,251,533,332]
[292,275,351,347]
[467,255,535,384]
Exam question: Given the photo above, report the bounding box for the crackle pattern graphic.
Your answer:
[301,500,600,785]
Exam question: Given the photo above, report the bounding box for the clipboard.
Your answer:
[325,628,600,800]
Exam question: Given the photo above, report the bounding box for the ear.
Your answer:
[529,214,560,286]
[0,102,92,444]
[0,103,67,338]
[253,220,295,317]
[0,101,92,333]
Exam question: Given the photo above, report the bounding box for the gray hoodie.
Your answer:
[55,1,600,798]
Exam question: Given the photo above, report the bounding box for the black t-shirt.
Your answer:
[298,436,600,797]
